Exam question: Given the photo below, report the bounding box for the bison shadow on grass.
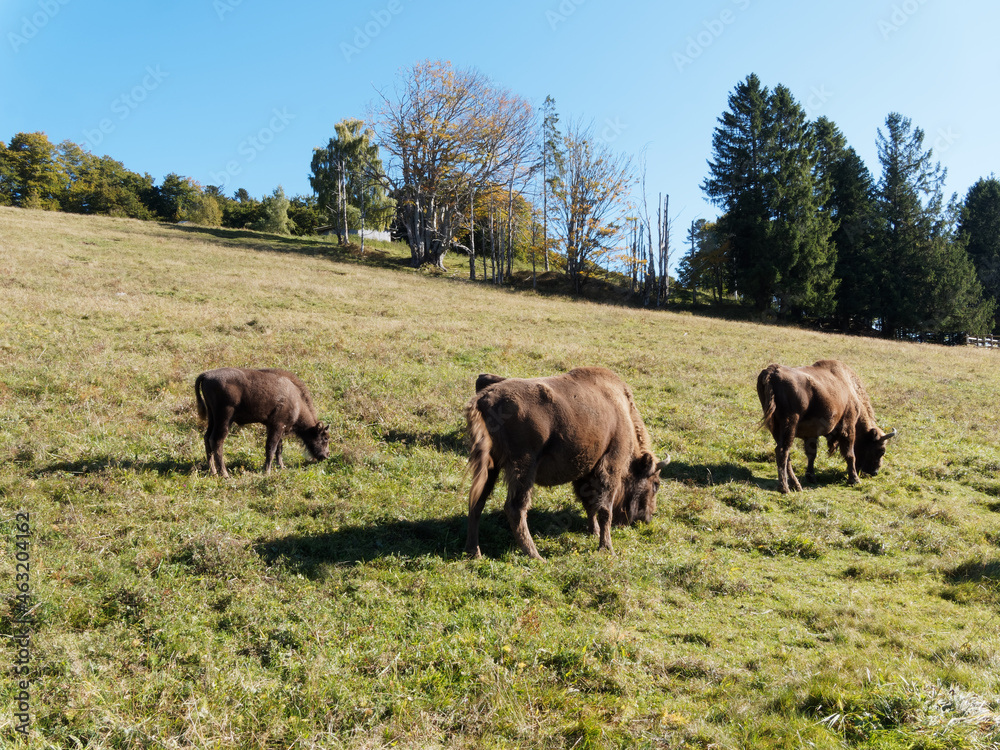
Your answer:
[379,427,466,455]
[667,459,856,493]
[665,460,756,487]
[34,456,202,477]
[254,508,592,574]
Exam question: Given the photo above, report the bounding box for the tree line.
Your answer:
[5,64,1000,335]
[0,132,323,235]
[683,73,1000,337]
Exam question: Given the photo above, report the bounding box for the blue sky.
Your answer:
[2,0,998,260]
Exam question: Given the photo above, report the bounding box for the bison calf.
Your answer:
[465,367,670,560]
[194,367,330,478]
[757,359,896,493]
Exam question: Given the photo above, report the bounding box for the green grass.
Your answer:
[1,206,999,749]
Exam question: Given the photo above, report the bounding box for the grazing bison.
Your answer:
[757,359,896,493]
[465,367,670,560]
[194,367,330,478]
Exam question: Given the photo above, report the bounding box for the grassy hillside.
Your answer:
[1,206,999,749]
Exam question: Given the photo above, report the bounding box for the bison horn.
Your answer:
[883,428,897,441]
[656,456,671,472]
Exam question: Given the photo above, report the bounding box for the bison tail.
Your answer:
[465,399,495,512]
[757,365,779,432]
[194,373,208,421]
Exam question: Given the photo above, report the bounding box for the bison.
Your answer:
[465,367,670,560]
[194,367,330,478]
[757,359,896,493]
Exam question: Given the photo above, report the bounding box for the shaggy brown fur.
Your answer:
[757,359,895,493]
[194,367,330,478]
[465,367,670,560]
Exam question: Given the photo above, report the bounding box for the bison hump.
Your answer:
[475,373,507,392]
[535,383,555,403]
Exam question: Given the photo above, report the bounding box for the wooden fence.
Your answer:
[891,331,1000,349]
[966,335,1000,349]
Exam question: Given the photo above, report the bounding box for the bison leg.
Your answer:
[803,437,818,483]
[263,427,284,474]
[206,407,233,479]
[466,466,499,558]
[843,447,860,485]
[785,460,803,493]
[203,409,217,475]
[504,480,543,561]
[574,473,615,553]
[595,504,614,553]
[774,418,802,493]
[275,437,285,470]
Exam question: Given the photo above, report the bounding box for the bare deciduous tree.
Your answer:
[548,122,634,293]
[370,60,535,269]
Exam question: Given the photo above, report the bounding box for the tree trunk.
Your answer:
[489,202,498,284]
[542,158,550,273]
[646,214,655,306]
[468,188,476,280]
[506,179,515,281]
[340,161,349,246]
[531,220,537,290]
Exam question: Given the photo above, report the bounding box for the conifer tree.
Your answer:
[765,86,837,316]
[703,74,770,308]
[959,176,1000,331]
[704,76,836,316]
[540,95,562,273]
[814,117,880,330]
[873,113,993,335]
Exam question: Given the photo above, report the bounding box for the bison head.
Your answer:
[856,427,896,476]
[302,422,331,461]
[615,452,671,525]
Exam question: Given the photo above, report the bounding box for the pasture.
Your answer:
[1,206,999,749]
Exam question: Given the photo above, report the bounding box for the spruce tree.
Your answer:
[959,176,1000,331]
[814,117,881,330]
[874,113,993,335]
[766,86,837,317]
[703,74,770,309]
[704,76,837,316]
